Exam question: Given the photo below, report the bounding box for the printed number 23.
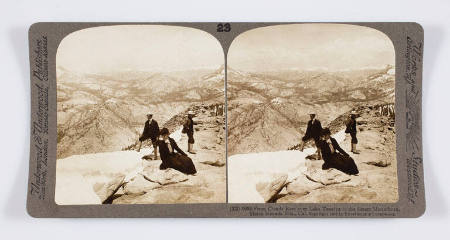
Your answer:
[217,23,231,32]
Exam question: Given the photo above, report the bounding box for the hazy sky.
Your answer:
[57,25,224,73]
[228,24,395,72]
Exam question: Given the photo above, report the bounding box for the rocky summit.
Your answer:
[281,105,397,203]
[56,104,226,204]
[228,104,398,203]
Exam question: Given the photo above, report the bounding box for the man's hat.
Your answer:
[309,113,316,116]
[350,110,357,115]
[146,113,153,117]
[187,110,195,115]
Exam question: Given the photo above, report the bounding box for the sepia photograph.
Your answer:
[4,0,447,236]
[55,25,226,204]
[227,24,398,203]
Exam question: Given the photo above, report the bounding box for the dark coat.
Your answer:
[157,138,196,175]
[185,117,197,143]
[345,117,357,134]
[302,119,322,142]
[317,137,359,175]
[185,117,197,134]
[139,119,159,142]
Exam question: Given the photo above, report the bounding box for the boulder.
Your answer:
[200,158,225,167]
[256,174,288,202]
[55,172,102,205]
[113,185,216,204]
[364,160,390,167]
[286,174,323,196]
[56,150,143,205]
[115,186,125,195]
[123,174,161,195]
[305,168,351,186]
[92,174,125,203]
[340,175,369,188]
[142,167,188,185]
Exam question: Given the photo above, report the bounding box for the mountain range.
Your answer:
[56,66,224,159]
[227,65,395,155]
[57,64,394,158]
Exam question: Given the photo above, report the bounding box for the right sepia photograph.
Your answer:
[227,24,398,203]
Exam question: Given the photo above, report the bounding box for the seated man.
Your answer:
[157,128,197,175]
[317,128,359,175]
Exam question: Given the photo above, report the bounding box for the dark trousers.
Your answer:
[350,132,358,144]
[187,132,195,144]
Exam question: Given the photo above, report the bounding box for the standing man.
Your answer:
[345,111,359,154]
[184,110,197,154]
[137,113,160,160]
[300,113,323,160]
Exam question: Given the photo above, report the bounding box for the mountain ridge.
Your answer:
[227,65,395,155]
[57,67,224,159]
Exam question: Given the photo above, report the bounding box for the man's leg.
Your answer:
[191,142,196,154]
[351,133,359,154]
[188,133,196,154]
[188,143,196,154]
[352,143,359,154]
[153,141,158,160]
[137,141,142,152]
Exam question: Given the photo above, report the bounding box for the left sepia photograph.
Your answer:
[55,25,226,205]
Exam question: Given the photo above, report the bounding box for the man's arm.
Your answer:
[155,121,160,135]
[302,122,311,141]
[140,121,148,138]
[345,119,351,133]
